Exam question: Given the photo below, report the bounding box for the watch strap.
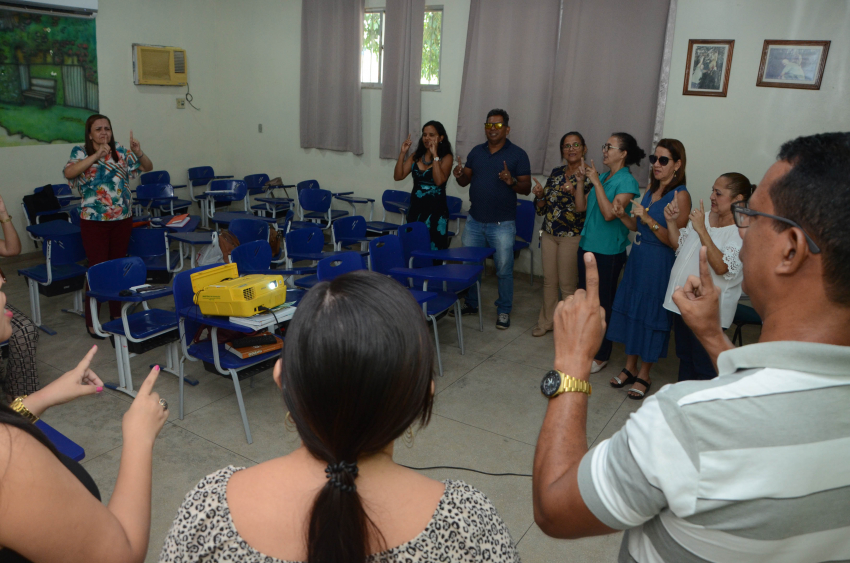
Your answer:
[10,396,39,423]
[555,370,591,397]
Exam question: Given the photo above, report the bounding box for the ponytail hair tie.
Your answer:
[325,460,359,493]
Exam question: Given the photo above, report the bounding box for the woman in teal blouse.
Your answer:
[576,132,645,372]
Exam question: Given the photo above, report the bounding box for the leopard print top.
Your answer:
[158,466,521,562]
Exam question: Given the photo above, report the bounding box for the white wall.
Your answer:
[663,0,850,205]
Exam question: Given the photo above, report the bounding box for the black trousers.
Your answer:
[674,314,718,381]
[577,248,627,363]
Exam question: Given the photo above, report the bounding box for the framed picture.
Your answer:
[756,40,830,90]
[683,40,735,97]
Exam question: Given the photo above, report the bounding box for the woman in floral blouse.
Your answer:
[64,114,152,338]
[530,131,591,337]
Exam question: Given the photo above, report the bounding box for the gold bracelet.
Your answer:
[10,396,39,423]
[0,215,12,224]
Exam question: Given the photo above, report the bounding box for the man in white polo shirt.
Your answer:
[532,132,850,562]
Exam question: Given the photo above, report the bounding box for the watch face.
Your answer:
[540,370,561,398]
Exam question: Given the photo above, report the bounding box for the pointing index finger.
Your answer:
[700,199,705,213]
[698,246,712,286]
[139,365,161,395]
[583,252,600,304]
[76,345,98,372]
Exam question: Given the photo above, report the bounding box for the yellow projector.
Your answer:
[192,264,286,317]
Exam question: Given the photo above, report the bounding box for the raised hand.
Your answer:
[499,161,513,185]
[453,156,464,178]
[664,197,680,222]
[96,143,110,160]
[532,178,545,199]
[428,137,439,159]
[19,345,105,417]
[672,246,721,338]
[554,252,607,371]
[691,199,706,232]
[575,158,587,184]
[631,201,648,223]
[612,201,626,218]
[122,365,169,446]
[585,158,599,183]
[400,133,412,155]
[129,130,142,156]
[0,195,8,219]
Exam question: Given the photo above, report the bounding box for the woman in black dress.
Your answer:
[394,120,454,250]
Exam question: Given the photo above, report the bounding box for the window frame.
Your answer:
[361,8,385,89]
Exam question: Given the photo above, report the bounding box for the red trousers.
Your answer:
[80,217,133,327]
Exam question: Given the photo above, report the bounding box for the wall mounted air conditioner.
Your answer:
[132,44,188,87]
[0,0,97,18]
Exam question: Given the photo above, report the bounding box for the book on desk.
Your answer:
[225,332,283,359]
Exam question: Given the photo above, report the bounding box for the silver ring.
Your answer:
[159,398,168,410]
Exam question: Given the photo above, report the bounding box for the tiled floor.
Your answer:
[2,249,758,562]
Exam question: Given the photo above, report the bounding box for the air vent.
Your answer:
[243,288,255,301]
[173,50,185,74]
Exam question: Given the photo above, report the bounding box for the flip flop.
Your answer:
[610,368,637,388]
[627,377,652,400]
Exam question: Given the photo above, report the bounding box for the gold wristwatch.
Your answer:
[540,370,592,398]
[10,396,39,423]
[651,221,660,232]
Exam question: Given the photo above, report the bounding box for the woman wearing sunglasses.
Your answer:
[605,138,691,399]
[662,173,753,381]
[530,131,591,337]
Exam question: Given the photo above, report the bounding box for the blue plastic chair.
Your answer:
[87,257,182,397]
[204,179,250,228]
[228,217,269,245]
[230,240,315,284]
[446,195,466,240]
[128,227,181,278]
[331,215,371,251]
[188,167,235,227]
[398,222,434,268]
[136,183,183,217]
[35,420,85,461]
[731,303,762,346]
[174,264,282,443]
[17,232,87,335]
[246,173,292,219]
[515,199,536,286]
[368,235,463,376]
[21,185,77,247]
[291,188,348,231]
[285,226,328,289]
[139,171,190,215]
[316,251,365,282]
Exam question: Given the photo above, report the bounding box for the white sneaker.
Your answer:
[590,360,608,374]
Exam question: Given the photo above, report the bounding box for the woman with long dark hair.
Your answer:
[160,271,519,562]
[530,131,590,337]
[0,274,169,562]
[394,121,455,249]
[575,132,645,373]
[63,114,153,338]
[605,138,692,399]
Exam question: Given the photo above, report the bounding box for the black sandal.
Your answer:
[610,368,637,388]
[627,377,652,400]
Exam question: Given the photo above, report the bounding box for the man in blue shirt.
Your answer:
[453,109,531,329]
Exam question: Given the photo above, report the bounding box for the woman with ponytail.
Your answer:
[160,270,520,563]
[663,172,753,381]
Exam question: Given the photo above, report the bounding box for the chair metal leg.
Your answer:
[28,279,56,335]
[61,289,85,318]
[105,335,137,398]
[178,357,185,420]
[430,315,443,377]
[530,253,534,286]
[476,281,483,332]
[230,369,253,444]
[455,301,464,355]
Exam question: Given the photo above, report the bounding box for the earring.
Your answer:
[403,426,415,448]
[284,411,296,432]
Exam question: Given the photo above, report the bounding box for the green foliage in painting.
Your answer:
[421,10,441,85]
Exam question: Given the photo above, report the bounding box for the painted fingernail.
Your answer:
[154,365,160,371]
[96,386,103,393]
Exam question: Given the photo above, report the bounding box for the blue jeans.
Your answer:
[462,216,515,314]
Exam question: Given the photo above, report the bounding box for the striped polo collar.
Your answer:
[718,341,850,377]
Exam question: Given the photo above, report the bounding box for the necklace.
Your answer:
[421,156,433,165]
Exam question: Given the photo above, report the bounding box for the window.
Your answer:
[361,9,385,86]
[421,8,442,88]
[360,7,443,89]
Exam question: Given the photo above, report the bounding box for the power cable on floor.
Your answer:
[401,464,532,477]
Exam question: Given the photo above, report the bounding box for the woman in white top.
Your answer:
[662,173,754,381]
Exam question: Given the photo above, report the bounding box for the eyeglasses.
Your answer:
[562,142,583,149]
[731,202,821,254]
[648,155,671,166]
[484,122,505,130]
[602,143,621,152]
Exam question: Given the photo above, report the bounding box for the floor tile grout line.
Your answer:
[430,412,539,449]
[588,395,630,448]
[164,422,258,465]
[79,443,123,466]
[515,521,536,546]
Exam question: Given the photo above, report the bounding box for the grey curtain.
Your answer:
[543,0,672,181]
[650,0,678,185]
[379,0,426,159]
[456,0,561,173]
[300,0,364,155]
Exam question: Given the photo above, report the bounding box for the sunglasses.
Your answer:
[484,122,505,130]
[731,202,821,254]
[648,155,672,166]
